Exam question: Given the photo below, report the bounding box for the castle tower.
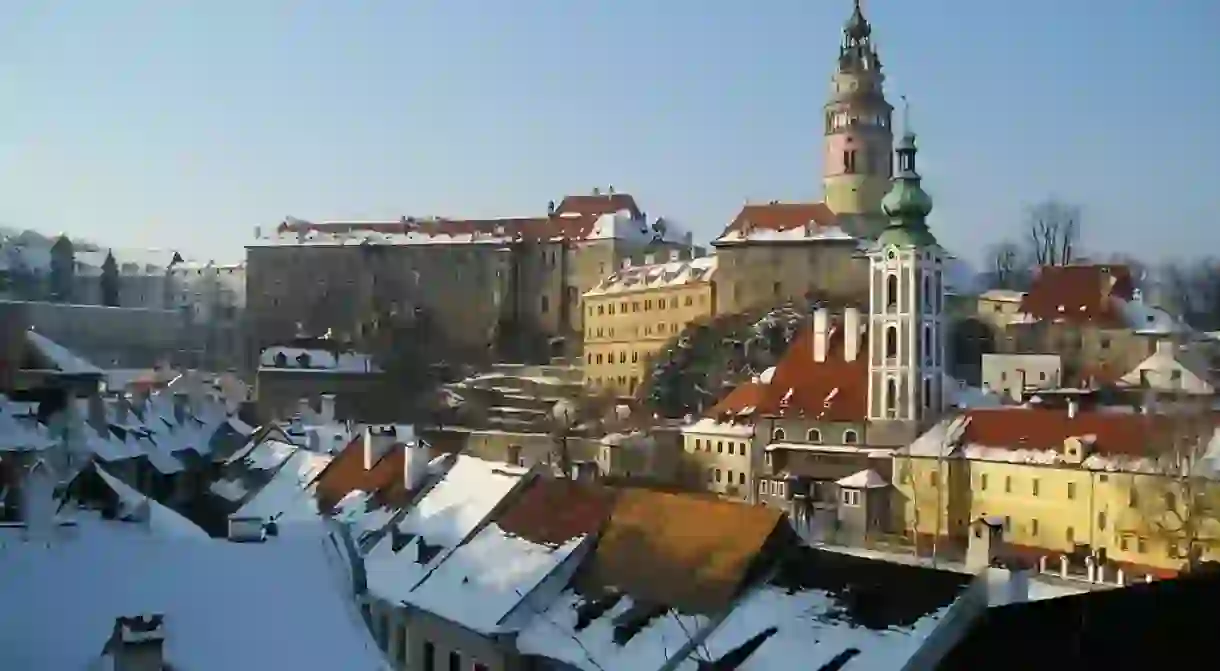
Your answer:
[823,0,894,234]
[866,121,945,428]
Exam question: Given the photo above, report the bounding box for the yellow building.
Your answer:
[582,255,716,397]
[894,405,1220,578]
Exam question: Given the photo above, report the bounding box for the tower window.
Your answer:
[886,274,899,311]
[885,325,898,360]
[923,325,932,361]
[922,275,931,312]
[886,378,898,415]
[923,377,933,409]
[843,150,857,174]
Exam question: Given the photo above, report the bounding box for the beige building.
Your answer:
[246,190,697,368]
[981,353,1063,401]
[582,255,715,396]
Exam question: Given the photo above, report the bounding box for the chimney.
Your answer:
[812,309,830,363]
[319,394,336,424]
[296,397,313,422]
[592,187,600,196]
[1067,397,1079,419]
[111,614,166,671]
[87,393,108,435]
[363,426,376,470]
[843,307,861,362]
[404,441,429,491]
[172,393,189,425]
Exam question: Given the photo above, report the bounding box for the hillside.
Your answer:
[640,300,820,419]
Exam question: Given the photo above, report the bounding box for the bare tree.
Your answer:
[1025,199,1082,267]
[1157,258,1220,330]
[983,241,1029,290]
[1135,395,1220,570]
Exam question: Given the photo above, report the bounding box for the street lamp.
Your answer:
[551,398,578,479]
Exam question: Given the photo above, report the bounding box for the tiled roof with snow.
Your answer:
[0,518,392,671]
[363,456,530,604]
[584,256,716,297]
[713,202,853,246]
[231,448,333,523]
[92,465,210,540]
[404,479,615,635]
[1015,264,1186,332]
[24,330,104,375]
[677,545,971,671]
[516,489,783,671]
[250,193,691,249]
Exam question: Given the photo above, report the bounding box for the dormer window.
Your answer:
[772,428,786,442]
[843,429,859,444]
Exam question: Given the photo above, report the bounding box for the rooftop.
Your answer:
[713,202,853,246]
[585,256,716,297]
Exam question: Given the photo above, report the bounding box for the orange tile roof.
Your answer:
[709,321,869,422]
[1019,264,1135,327]
[312,437,409,512]
[961,407,1214,457]
[714,202,839,242]
[554,193,641,219]
[581,488,783,613]
[495,479,616,547]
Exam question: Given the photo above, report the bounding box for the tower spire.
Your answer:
[878,96,936,247]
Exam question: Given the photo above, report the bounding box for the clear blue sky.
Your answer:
[1,1,1217,266]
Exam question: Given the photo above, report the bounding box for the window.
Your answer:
[607,303,614,315]
[842,489,861,506]
[1067,482,1077,500]
[727,470,734,484]
[885,326,898,359]
[740,443,748,457]
[923,325,932,361]
[979,474,988,490]
[596,354,603,365]
[598,305,604,315]
[1119,537,1129,551]
[1032,479,1040,496]
[843,429,859,444]
[886,378,898,414]
[685,296,693,306]
[727,443,734,455]
[694,439,702,451]
[843,149,857,174]
[1137,537,1147,553]
[1030,519,1039,536]
[448,651,461,671]
[1168,541,1180,558]
[806,428,822,442]
[670,297,678,309]
[645,300,652,310]
[715,468,722,482]
[922,275,931,310]
[1066,526,1075,543]
[423,642,435,671]
[1004,476,1012,493]
[717,441,723,453]
[1097,511,1107,531]
[1129,487,1139,508]
[886,274,899,310]
[772,428,786,441]
[631,351,638,363]
[922,377,932,409]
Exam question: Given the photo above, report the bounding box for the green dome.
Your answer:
[881,180,933,219]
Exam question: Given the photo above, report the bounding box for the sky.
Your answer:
[1,0,1218,266]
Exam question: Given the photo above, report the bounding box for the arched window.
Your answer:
[886,378,898,414]
[886,274,899,311]
[922,274,931,312]
[885,326,898,359]
[923,377,934,409]
[806,428,822,443]
[772,428,786,442]
[843,429,859,444]
[923,325,933,361]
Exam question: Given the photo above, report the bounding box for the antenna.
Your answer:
[900,95,913,136]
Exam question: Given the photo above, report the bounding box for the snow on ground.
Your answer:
[24,330,104,375]
[232,449,333,522]
[0,517,392,671]
[363,456,528,603]
[405,523,585,635]
[516,591,710,671]
[93,467,209,540]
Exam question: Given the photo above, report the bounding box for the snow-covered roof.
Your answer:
[979,288,1026,303]
[681,417,756,437]
[584,256,716,297]
[363,456,530,603]
[259,346,378,372]
[403,479,612,635]
[675,545,973,671]
[1117,297,1189,335]
[92,465,209,540]
[0,517,392,670]
[24,329,104,375]
[231,448,333,523]
[0,398,55,452]
[836,468,889,489]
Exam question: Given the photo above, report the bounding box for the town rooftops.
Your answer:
[1016,264,1185,334]
[713,201,853,246]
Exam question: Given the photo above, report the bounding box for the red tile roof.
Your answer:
[495,478,616,547]
[1019,264,1135,327]
[961,407,1215,457]
[714,202,839,243]
[276,192,642,242]
[709,321,869,422]
[312,437,409,512]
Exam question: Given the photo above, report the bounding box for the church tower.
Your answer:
[866,122,945,429]
[823,0,894,235]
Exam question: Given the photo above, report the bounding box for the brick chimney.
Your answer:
[110,614,166,671]
[812,308,830,363]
